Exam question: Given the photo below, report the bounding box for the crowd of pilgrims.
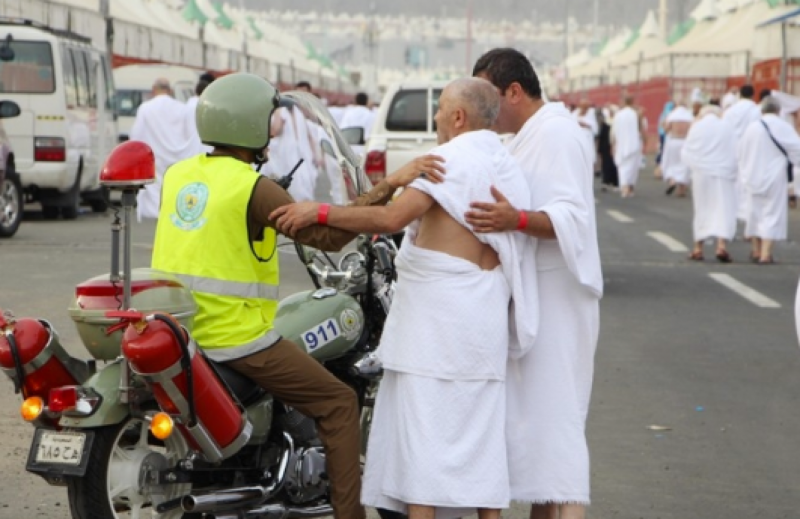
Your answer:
[571,85,800,265]
[128,74,378,221]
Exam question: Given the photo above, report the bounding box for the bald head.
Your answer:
[152,78,172,96]
[761,95,781,115]
[435,78,500,144]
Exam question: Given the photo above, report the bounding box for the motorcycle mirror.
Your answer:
[274,91,372,201]
[0,100,20,119]
[294,241,319,266]
[0,34,14,62]
[340,126,365,146]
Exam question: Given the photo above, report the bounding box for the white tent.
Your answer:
[111,0,204,65]
[701,0,800,75]
[610,11,663,67]
[608,11,666,83]
[567,27,632,89]
[564,47,592,71]
[754,7,800,63]
[111,0,162,31]
[701,1,785,53]
[143,0,199,40]
[52,0,98,8]
[690,0,719,20]
[203,23,243,52]
[646,3,740,78]
[631,0,726,79]
[0,0,106,49]
[667,15,724,54]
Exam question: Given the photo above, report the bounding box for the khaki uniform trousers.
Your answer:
[227,339,365,519]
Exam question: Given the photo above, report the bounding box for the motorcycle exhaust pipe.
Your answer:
[243,503,333,519]
[181,486,266,514]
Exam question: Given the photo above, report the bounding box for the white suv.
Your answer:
[362,81,446,184]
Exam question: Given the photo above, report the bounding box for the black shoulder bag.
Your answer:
[760,120,795,183]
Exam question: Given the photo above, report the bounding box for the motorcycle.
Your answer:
[0,92,401,519]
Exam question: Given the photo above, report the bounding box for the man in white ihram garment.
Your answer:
[681,104,738,263]
[572,98,598,159]
[660,104,694,198]
[611,95,643,198]
[129,78,203,222]
[738,96,800,264]
[721,86,738,112]
[467,47,603,519]
[270,77,539,519]
[265,101,318,201]
[339,92,376,140]
[339,92,375,142]
[723,85,762,222]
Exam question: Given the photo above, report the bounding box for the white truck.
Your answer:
[0,18,117,219]
[361,81,446,184]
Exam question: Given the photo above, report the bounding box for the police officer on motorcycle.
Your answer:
[151,73,435,519]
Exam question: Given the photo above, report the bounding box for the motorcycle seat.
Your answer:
[209,360,268,407]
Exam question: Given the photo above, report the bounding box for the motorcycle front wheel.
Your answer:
[66,415,190,519]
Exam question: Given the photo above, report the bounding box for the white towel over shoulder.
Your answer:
[394,130,537,359]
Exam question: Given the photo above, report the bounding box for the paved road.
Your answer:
[0,170,799,518]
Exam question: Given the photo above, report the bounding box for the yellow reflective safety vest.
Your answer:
[152,155,280,361]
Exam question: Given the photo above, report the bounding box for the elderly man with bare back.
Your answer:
[270,77,538,519]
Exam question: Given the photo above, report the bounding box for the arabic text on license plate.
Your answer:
[35,431,86,465]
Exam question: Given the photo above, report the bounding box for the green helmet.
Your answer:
[195,73,279,151]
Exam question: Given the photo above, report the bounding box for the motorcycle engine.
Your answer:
[280,407,318,444]
[284,446,328,504]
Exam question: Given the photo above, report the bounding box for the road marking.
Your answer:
[647,231,689,252]
[708,273,781,308]
[607,210,633,223]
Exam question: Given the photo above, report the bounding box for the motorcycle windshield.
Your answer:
[263,91,371,204]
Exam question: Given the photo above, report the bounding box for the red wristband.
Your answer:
[317,203,331,225]
[516,210,528,231]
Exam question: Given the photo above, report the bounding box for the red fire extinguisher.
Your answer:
[111,311,252,462]
[0,312,87,400]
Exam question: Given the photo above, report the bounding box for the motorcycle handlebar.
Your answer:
[372,241,394,276]
[303,233,396,287]
[307,263,351,284]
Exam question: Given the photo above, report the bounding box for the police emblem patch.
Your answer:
[170,182,209,231]
[339,308,362,341]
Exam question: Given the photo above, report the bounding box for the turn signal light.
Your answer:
[150,412,174,440]
[20,396,44,422]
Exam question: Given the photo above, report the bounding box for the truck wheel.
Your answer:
[90,200,108,213]
[83,187,110,213]
[61,203,79,220]
[61,160,83,220]
[42,205,60,220]
[66,415,190,519]
[0,166,22,238]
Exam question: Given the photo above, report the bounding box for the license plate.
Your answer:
[27,428,94,477]
[35,431,86,465]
